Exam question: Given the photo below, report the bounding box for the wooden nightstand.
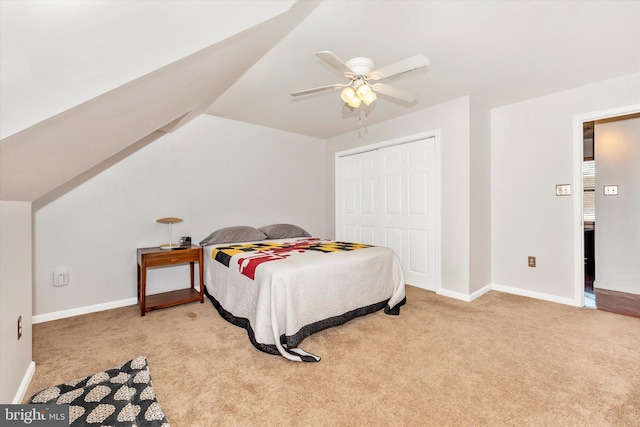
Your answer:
[137,245,204,316]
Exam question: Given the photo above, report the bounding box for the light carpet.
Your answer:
[25,286,640,426]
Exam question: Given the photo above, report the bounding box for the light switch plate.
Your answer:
[603,185,618,195]
[556,184,571,196]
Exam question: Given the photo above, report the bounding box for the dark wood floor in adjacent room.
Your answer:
[595,288,640,318]
[585,275,640,319]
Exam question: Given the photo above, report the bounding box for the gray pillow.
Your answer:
[199,226,266,246]
[258,224,311,239]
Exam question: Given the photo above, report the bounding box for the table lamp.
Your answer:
[156,217,183,250]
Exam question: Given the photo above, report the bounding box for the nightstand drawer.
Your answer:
[145,250,198,267]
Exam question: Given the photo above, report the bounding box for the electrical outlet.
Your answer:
[528,256,536,268]
[18,315,22,340]
[53,268,69,286]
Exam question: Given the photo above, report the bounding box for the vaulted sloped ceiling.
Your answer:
[0,0,319,202]
[2,1,639,203]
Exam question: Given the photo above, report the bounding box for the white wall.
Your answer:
[326,97,472,296]
[491,73,640,303]
[33,115,325,317]
[594,116,640,294]
[0,201,32,403]
[469,98,492,295]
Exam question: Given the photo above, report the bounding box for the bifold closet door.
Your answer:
[379,139,435,289]
[338,150,379,245]
[337,137,436,290]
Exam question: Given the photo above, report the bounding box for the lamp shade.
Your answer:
[356,84,371,98]
[347,96,362,108]
[156,217,183,225]
[361,89,377,105]
[340,86,356,103]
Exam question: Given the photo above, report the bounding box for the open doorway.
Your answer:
[575,107,640,317]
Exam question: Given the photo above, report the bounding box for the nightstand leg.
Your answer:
[140,260,147,316]
[199,248,204,302]
[137,264,140,302]
[190,261,195,289]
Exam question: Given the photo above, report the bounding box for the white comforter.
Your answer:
[203,238,406,362]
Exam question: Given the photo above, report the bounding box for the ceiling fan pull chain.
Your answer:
[364,110,368,134]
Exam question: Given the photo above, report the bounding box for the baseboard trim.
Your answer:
[491,283,577,307]
[437,283,577,307]
[437,284,492,302]
[437,288,471,302]
[437,285,491,302]
[32,298,138,324]
[12,361,36,404]
[470,284,492,301]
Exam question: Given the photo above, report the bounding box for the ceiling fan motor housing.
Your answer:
[345,57,374,77]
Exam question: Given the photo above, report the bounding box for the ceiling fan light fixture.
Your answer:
[361,89,377,105]
[354,82,377,106]
[347,96,362,108]
[356,83,371,98]
[340,86,356,103]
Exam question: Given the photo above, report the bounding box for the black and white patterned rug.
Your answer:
[29,356,170,427]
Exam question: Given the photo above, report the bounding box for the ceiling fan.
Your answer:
[291,51,430,109]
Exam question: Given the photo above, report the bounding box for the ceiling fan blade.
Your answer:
[371,83,417,103]
[316,51,355,78]
[291,83,346,97]
[368,53,429,81]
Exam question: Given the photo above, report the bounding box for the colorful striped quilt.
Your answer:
[211,238,371,280]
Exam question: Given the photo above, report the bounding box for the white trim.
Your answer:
[572,115,585,307]
[12,361,36,404]
[438,283,491,302]
[335,130,439,158]
[469,284,492,301]
[32,297,137,324]
[437,288,472,302]
[491,283,578,307]
[334,130,442,293]
[438,283,577,306]
[572,103,640,308]
[432,130,442,295]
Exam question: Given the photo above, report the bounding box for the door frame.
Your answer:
[572,103,640,306]
[335,130,442,293]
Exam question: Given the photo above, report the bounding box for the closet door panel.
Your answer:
[337,136,436,290]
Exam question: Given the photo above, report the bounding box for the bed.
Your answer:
[200,224,406,362]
